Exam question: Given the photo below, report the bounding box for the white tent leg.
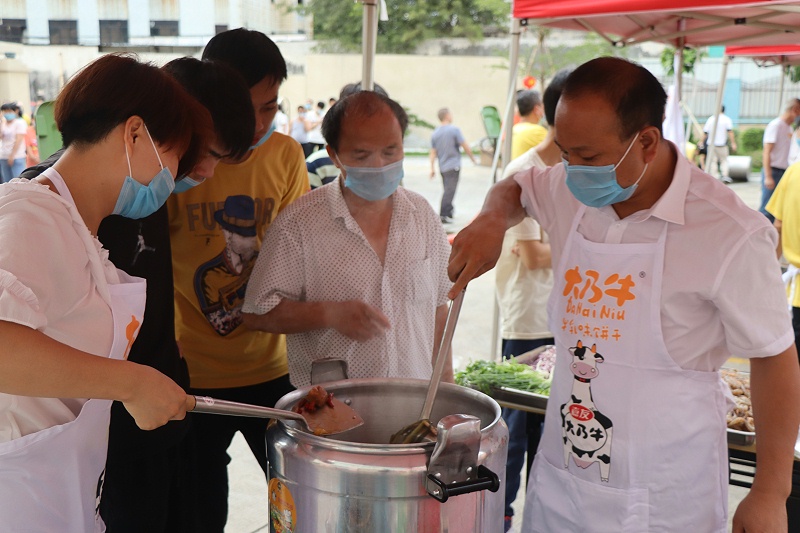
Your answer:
[705,54,730,175]
[361,0,378,90]
[488,17,523,361]
[778,64,787,116]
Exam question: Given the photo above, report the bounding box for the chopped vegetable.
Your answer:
[456,359,552,396]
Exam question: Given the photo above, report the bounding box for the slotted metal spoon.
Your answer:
[390,289,465,444]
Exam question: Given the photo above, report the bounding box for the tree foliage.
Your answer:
[660,47,706,76]
[299,0,509,54]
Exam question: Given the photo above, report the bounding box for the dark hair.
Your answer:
[163,57,254,161]
[562,57,667,139]
[338,82,389,100]
[516,90,542,117]
[1,102,20,114]
[543,68,573,126]
[55,53,212,176]
[322,91,408,152]
[202,28,287,88]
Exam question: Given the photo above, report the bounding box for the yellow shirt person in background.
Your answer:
[511,89,547,160]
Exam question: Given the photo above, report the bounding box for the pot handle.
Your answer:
[426,465,500,503]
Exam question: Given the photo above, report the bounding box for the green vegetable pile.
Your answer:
[455,359,551,396]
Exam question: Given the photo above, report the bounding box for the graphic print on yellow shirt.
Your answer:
[194,195,260,336]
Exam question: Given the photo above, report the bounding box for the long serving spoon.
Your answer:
[390,289,466,444]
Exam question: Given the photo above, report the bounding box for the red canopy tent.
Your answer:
[725,44,800,65]
[512,1,800,48]
[494,1,800,176]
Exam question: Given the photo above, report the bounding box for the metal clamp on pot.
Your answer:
[425,414,500,503]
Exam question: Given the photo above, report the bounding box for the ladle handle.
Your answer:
[190,395,306,424]
[420,289,465,421]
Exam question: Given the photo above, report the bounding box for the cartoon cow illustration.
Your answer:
[560,340,613,482]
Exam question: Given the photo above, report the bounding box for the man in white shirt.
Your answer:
[448,57,800,533]
[760,98,800,221]
[242,91,452,387]
[702,105,737,183]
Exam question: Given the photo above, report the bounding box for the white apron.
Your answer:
[523,205,730,533]
[0,171,146,532]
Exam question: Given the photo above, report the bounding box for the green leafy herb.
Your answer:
[455,359,551,396]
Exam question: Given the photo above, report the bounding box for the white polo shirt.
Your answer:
[243,180,452,387]
[513,145,793,371]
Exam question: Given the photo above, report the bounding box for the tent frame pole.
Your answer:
[705,54,730,175]
[361,0,378,91]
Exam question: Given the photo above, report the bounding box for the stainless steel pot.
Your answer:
[266,378,508,533]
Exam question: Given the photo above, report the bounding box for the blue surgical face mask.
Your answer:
[339,157,404,201]
[564,132,647,208]
[250,122,276,150]
[3,113,16,121]
[113,125,175,219]
[173,175,205,194]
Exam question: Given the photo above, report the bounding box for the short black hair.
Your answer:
[163,57,254,161]
[562,56,667,139]
[543,68,573,127]
[202,28,287,88]
[322,91,408,152]
[516,90,542,117]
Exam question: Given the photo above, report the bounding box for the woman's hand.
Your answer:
[122,364,190,430]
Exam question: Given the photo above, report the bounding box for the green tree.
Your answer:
[660,46,706,76]
[299,0,509,54]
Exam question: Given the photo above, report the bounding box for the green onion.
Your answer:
[455,359,551,396]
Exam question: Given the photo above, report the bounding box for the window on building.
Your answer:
[215,24,228,35]
[49,20,78,45]
[99,20,129,44]
[0,19,26,43]
[150,20,179,37]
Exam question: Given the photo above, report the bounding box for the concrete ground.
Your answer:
[224,156,763,532]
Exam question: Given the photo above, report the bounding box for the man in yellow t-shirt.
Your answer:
[766,160,800,362]
[511,89,547,160]
[167,29,308,532]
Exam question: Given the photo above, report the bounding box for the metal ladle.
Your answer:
[190,394,364,436]
[390,289,466,444]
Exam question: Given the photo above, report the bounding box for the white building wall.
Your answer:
[180,0,215,39]
[128,0,150,40]
[77,0,99,45]
[25,0,50,44]
[99,0,128,20]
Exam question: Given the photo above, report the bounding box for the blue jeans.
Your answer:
[0,157,25,183]
[501,337,553,518]
[760,166,786,223]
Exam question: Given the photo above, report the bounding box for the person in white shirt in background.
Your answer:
[702,105,737,183]
[761,98,800,222]
[496,67,571,533]
[273,102,289,135]
[0,102,28,183]
[242,90,452,387]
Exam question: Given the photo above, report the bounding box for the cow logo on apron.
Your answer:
[560,340,614,482]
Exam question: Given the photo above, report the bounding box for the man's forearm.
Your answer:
[242,299,329,333]
[749,345,800,498]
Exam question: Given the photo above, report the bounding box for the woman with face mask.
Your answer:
[0,102,27,183]
[0,53,211,531]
